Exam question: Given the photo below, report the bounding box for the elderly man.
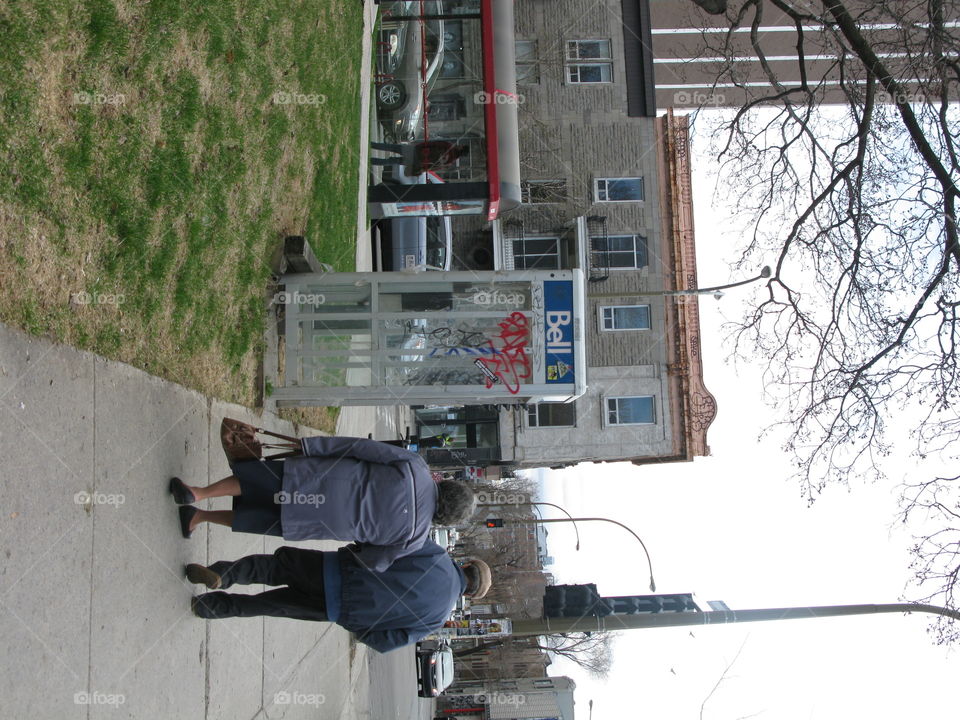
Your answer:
[186,541,491,653]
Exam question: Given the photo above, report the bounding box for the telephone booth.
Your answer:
[272,269,586,406]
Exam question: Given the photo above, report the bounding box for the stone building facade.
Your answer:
[420,0,716,469]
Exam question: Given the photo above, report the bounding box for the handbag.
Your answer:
[219,418,302,461]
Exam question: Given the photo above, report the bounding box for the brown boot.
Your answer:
[185,563,222,589]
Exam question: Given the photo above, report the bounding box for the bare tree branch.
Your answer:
[680,0,960,639]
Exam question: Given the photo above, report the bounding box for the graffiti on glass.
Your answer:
[476,312,531,394]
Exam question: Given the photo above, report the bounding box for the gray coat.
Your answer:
[280,437,437,572]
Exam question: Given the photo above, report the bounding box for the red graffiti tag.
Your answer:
[478,312,531,394]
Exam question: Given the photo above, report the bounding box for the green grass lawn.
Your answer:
[0,0,363,408]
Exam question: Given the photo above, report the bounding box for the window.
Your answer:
[595,177,644,202]
[607,396,656,425]
[512,236,559,269]
[591,234,648,268]
[521,179,567,204]
[566,39,613,83]
[527,402,576,427]
[567,39,612,60]
[600,304,651,330]
[516,39,540,84]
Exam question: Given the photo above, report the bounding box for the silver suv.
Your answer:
[376,2,445,142]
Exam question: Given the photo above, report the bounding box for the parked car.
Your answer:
[416,640,455,698]
[376,2,445,142]
[430,527,452,551]
[373,166,453,271]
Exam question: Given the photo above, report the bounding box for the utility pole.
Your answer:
[510,602,960,636]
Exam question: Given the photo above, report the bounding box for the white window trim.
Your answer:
[598,304,651,331]
[592,233,649,269]
[566,39,612,61]
[604,395,656,426]
[565,40,613,84]
[566,62,613,84]
[594,177,645,203]
[512,235,561,269]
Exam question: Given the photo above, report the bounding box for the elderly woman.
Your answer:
[169,435,475,572]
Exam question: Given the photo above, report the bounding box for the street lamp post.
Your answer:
[509,602,960,636]
[501,516,656,592]
[531,502,581,551]
[589,266,771,300]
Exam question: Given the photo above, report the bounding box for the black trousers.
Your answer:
[196,547,329,621]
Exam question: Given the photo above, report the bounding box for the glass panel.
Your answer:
[517,62,539,84]
[569,63,611,83]
[614,397,654,424]
[522,180,566,203]
[613,306,650,329]
[381,312,534,393]
[598,178,643,201]
[378,281,533,311]
[532,402,575,426]
[577,40,611,59]
[516,39,537,63]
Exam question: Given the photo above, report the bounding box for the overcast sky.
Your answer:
[533,124,960,720]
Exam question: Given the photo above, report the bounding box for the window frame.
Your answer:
[515,39,540,84]
[565,39,613,84]
[521,179,567,204]
[527,402,577,428]
[605,396,656,426]
[591,233,648,269]
[512,235,560,270]
[599,304,652,331]
[594,177,645,203]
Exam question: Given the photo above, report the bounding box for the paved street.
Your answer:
[369,649,436,720]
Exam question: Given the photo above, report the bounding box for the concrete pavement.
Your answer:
[0,321,376,719]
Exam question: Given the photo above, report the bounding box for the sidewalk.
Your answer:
[0,321,374,719]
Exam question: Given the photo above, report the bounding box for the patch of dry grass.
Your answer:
[0,0,362,411]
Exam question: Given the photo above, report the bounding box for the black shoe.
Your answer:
[178,505,198,539]
[169,477,196,505]
[191,595,213,618]
[192,592,229,619]
[185,563,222,589]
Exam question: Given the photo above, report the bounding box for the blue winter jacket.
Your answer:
[280,437,437,572]
[322,540,466,653]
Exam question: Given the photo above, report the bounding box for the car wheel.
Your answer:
[377,81,406,109]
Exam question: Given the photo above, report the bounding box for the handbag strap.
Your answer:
[255,427,301,444]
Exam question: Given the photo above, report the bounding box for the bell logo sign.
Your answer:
[545,311,573,352]
[543,281,576,385]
